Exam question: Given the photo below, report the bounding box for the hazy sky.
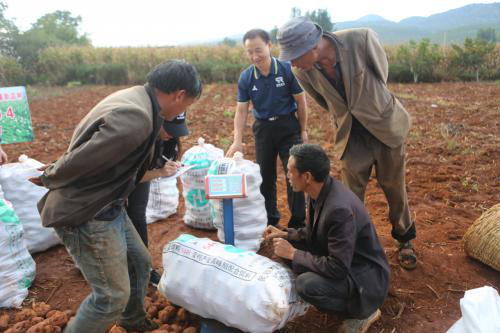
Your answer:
[3,0,497,46]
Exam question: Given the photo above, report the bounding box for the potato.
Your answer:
[63,309,75,318]
[27,322,51,333]
[108,325,127,333]
[144,296,153,309]
[147,305,159,318]
[5,319,32,333]
[183,327,197,333]
[149,330,169,333]
[156,297,170,309]
[46,310,58,318]
[46,311,68,327]
[153,290,163,301]
[169,323,182,333]
[14,308,37,322]
[31,324,60,333]
[160,323,170,330]
[176,308,188,322]
[158,309,169,324]
[32,302,52,317]
[31,317,45,325]
[0,314,10,330]
[158,305,176,323]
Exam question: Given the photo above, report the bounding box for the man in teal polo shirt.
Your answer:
[227,28,308,228]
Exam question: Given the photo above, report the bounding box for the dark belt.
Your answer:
[256,113,295,122]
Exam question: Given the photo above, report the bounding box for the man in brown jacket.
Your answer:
[277,17,416,269]
[31,60,202,333]
[264,144,389,333]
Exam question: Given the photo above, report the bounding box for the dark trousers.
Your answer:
[252,115,306,227]
[126,181,151,247]
[296,271,352,315]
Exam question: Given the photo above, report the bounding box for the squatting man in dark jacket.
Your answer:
[30,60,202,333]
[264,144,390,333]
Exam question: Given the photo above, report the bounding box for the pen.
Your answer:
[162,155,184,167]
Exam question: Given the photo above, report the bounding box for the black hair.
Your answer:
[289,144,330,182]
[243,29,271,44]
[147,59,202,98]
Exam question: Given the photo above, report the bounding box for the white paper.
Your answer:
[164,164,196,179]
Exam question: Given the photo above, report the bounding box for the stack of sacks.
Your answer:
[0,197,36,308]
[0,155,60,253]
[145,177,179,224]
[180,137,223,229]
[208,152,267,251]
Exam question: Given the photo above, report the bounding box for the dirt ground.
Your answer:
[1,82,499,333]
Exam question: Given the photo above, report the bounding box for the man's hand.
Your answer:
[301,130,308,143]
[226,142,243,157]
[263,225,288,241]
[158,161,180,178]
[272,238,296,260]
[28,164,50,187]
[0,146,7,165]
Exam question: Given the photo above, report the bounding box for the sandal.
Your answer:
[398,241,417,270]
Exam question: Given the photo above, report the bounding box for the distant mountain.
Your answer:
[334,2,500,44]
[356,15,389,23]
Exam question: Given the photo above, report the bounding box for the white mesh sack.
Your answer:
[180,138,223,229]
[0,155,61,253]
[145,177,179,224]
[158,234,309,333]
[0,198,36,308]
[208,152,267,251]
[447,286,500,333]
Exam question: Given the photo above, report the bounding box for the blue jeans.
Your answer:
[54,209,151,333]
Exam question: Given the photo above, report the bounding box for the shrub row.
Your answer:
[1,44,499,86]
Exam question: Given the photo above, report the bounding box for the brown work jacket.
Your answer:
[38,85,162,227]
[293,29,411,158]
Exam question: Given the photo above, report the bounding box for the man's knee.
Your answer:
[94,281,131,316]
[295,272,319,298]
[140,252,153,275]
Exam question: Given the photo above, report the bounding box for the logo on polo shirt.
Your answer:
[252,85,258,91]
[275,77,285,87]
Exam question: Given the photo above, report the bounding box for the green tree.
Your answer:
[305,9,334,32]
[476,27,496,43]
[269,26,278,44]
[220,37,237,47]
[290,7,334,32]
[21,10,90,48]
[0,1,18,56]
[395,39,441,83]
[11,10,90,81]
[291,7,302,18]
[451,37,495,81]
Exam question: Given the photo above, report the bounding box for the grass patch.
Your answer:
[395,93,418,101]
[219,137,232,149]
[223,109,235,118]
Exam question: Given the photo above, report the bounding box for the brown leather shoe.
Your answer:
[338,309,381,333]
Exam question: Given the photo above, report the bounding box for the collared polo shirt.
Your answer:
[237,57,303,120]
